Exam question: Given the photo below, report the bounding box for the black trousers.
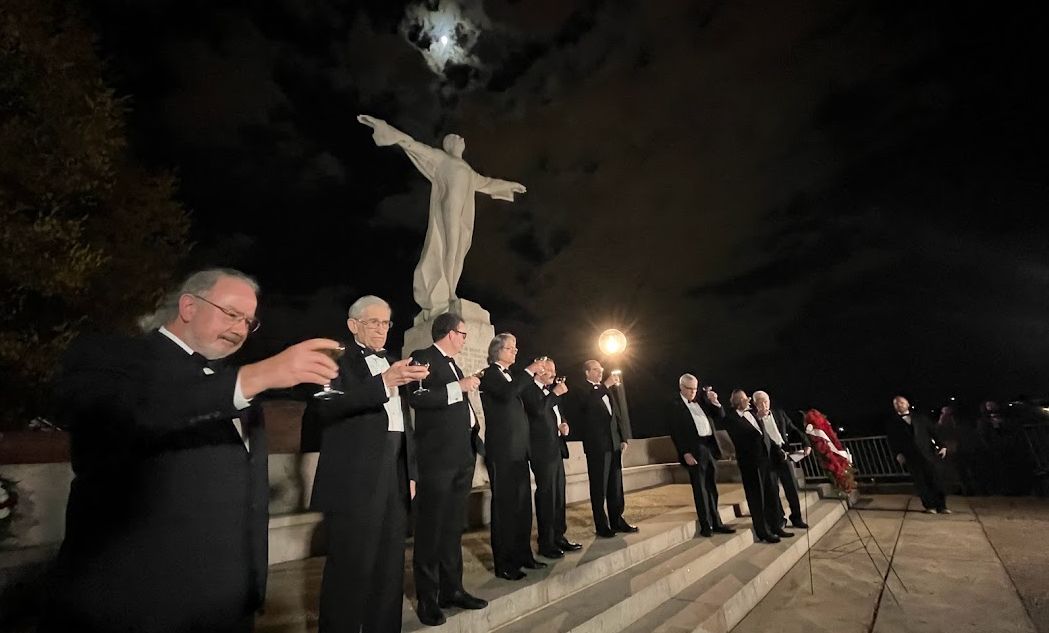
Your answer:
[771,454,804,526]
[531,458,567,551]
[683,446,724,530]
[737,457,780,540]
[319,432,408,633]
[485,458,534,572]
[585,450,625,532]
[413,461,474,603]
[908,453,948,510]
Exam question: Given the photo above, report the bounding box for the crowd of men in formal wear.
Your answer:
[41,269,643,633]
[44,266,967,633]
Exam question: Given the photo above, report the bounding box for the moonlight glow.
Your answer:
[401,1,484,77]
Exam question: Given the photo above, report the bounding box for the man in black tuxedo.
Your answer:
[479,334,546,579]
[408,312,487,626]
[306,296,429,633]
[667,374,737,537]
[574,360,636,537]
[42,268,341,633]
[723,389,793,544]
[751,391,811,529]
[522,358,581,558]
[886,395,951,514]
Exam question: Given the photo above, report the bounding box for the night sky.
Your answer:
[83,0,1048,435]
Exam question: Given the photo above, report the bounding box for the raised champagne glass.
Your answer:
[410,358,430,395]
[313,344,347,399]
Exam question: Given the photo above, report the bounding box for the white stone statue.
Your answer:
[357,115,526,317]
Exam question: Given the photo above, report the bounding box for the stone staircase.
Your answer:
[399,485,846,633]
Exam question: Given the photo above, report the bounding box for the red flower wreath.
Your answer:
[803,409,857,493]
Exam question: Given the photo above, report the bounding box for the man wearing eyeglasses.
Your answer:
[479,334,546,580]
[306,296,429,633]
[407,312,487,626]
[42,268,342,633]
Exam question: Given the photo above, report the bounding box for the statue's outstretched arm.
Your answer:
[358,114,444,180]
[476,174,527,202]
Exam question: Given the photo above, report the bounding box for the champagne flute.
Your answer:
[410,358,430,394]
[313,344,347,399]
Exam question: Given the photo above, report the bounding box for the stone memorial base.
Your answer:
[402,298,495,489]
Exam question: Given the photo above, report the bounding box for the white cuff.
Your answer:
[446,382,464,405]
[234,376,252,410]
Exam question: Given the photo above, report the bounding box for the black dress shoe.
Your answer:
[614,521,639,533]
[791,520,810,529]
[439,590,488,610]
[539,547,565,559]
[495,568,526,581]
[760,534,781,544]
[557,539,583,551]
[596,528,616,538]
[416,600,446,626]
[522,558,547,569]
[712,525,737,534]
[773,528,794,538]
[699,527,713,537]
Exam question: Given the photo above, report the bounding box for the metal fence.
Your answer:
[789,434,910,483]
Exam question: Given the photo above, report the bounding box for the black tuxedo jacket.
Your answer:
[723,408,773,466]
[307,346,418,513]
[521,381,569,463]
[479,363,534,462]
[407,345,482,472]
[50,331,269,629]
[573,381,632,455]
[667,394,724,465]
[886,411,941,461]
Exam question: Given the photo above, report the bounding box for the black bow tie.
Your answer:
[192,353,223,371]
[364,348,387,359]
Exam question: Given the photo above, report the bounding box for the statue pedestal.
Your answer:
[402,298,494,489]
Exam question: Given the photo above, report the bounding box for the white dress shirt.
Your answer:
[359,344,405,433]
[760,412,786,446]
[434,341,476,427]
[682,395,713,437]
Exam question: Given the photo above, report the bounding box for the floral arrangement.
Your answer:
[0,476,18,543]
[803,409,857,493]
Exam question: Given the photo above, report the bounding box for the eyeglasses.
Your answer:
[191,294,261,333]
[355,318,393,330]
[502,346,518,352]
[453,329,468,339]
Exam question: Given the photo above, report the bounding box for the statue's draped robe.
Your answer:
[365,122,521,315]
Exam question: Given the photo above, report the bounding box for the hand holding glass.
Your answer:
[313,344,346,399]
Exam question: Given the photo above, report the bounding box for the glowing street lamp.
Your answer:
[598,328,627,356]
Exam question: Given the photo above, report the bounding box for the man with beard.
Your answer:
[42,268,341,633]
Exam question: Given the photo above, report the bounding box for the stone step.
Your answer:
[401,500,748,633]
[403,489,824,633]
[492,527,755,633]
[617,496,848,633]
